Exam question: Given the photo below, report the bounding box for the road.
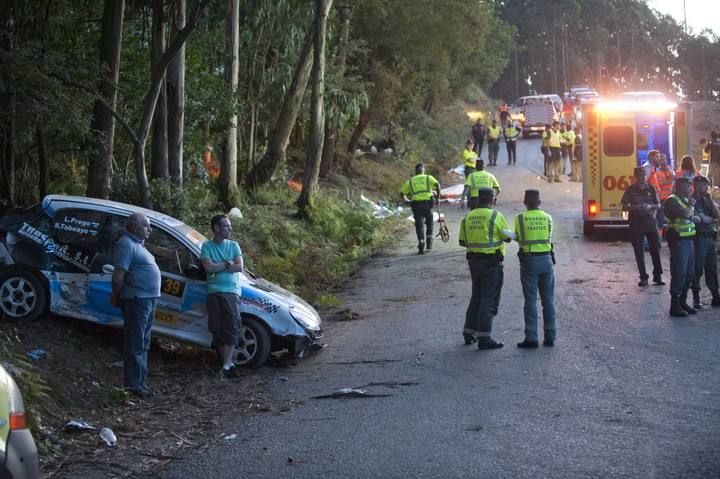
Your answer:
[157,138,720,478]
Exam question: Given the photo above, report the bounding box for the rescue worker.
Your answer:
[621,167,664,286]
[458,187,513,349]
[648,152,674,241]
[462,140,478,178]
[460,159,500,209]
[486,120,501,166]
[401,164,440,255]
[663,177,697,317]
[561,124,576,176]
[503,121,520,165]
[514,189,556,348]
[570,126,582,182]
[547,121,562,183]
[541,124,552,177]
[471,119,486,159]
[499,103,510,126]
[690,175,720,308]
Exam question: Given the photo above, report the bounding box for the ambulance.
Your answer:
[580,99,692,235]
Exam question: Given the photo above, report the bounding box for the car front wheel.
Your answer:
[0,270,47,322]
[233,316,271,368]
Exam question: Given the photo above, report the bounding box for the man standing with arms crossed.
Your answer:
[514,190,557,348]
[690,176,720,308]
[111,213,161,398]
[459,187,513,349]
[201,214,245,378]
[664,177,697,317]
[401,164,440,254]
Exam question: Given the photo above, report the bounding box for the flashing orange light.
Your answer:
[594,101,678,113]
[9,412,27,430]
[588,200,598,217]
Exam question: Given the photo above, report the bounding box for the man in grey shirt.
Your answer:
[111,213,161,398]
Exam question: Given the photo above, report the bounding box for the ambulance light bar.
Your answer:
[594,101,678,113]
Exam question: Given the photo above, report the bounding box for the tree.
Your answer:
[87,0,125,199]
[167,0,186,187]
[218,0,240,210]
[297,0,333,216]
[151,0,169,179]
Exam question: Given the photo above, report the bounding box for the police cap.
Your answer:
[693,175,709,184]
[524,189,540,201]
[477,187,494,201]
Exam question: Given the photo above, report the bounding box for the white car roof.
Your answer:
[42,195,185,229]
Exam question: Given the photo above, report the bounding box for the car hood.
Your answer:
[244,271,321,329]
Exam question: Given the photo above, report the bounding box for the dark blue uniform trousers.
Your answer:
[464,255,503,340]
[670,239,695,297]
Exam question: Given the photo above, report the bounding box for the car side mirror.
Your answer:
[102,264,115,275]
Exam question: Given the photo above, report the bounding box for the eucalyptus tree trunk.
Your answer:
[151,0,169,179]
[319,2,351,179]
[245,30,314,190]
[87,0,124,199]
[167,0,186,187]
[133,0,210,209]
[218,0,240,210]
[297,0,333,217]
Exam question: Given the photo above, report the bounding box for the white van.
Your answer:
[509,95,563,134]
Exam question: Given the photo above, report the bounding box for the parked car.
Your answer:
[0,195,323,368]
[509,94,563,127]
[0,364,39,479]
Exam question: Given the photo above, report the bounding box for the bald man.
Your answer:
[111,213,161,398]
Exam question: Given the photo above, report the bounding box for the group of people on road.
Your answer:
[471,118,521,168]
[541,121,582,183]
[111,212,245,398]
[622,149,720,316]
[401,163,556,351]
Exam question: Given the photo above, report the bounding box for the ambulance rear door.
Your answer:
[597,111,637,223]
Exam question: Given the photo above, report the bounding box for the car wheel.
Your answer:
[0,270,47,322]
[234,316,271,368]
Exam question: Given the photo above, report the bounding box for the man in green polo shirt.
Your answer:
[401,164,440,254]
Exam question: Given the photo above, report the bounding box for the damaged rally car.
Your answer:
[0,195,323,368]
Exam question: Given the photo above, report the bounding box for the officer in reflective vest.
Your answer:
[547,121,562,183]
[561,125,576,175]
[486,120,501,166]
[503,121,520,165]
[462,140,478,178]
[514,189,557,348]
[663,177,697,317]
[460,160,500,209]
[458,187,513,349]
[401,164,440,255]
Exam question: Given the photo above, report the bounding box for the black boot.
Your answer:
[679,293,697,314]
[670,295,688,317]
[417,240,425,255]
[711,289,720,307]
[692,290,703,309]
[425,236,433,252]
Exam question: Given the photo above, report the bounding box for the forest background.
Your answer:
[1,0,719,301]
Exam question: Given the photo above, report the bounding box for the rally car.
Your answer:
[0,195,323,368]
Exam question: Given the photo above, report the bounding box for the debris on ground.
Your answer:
[63,420,96,432]
[311,388,393,399]
[26,349,47,361]
[99,427,117,447]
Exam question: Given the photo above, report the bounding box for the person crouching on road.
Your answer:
[663,177,697,317]
[401,164,440,255]
[690,175,720,308]
[621,167,664,287]
[460,159,500,210]
[462,140,478,178]
[514,190,557,348]
[459,187,513,349]
[201,214,244,379]
[111,213,161,398]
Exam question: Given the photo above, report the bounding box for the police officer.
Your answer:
[486,120,501,166]
[663,177,697,317]
[401,164,440,255]
[503,121,520,165]
[621,167,664,287]
[471,119,486,158]
[547,121,562,183]
[462,140,478,178]
[458,187,513,349]
[514,190,557,348]
[690,175,720,308]
[459,159,500,210]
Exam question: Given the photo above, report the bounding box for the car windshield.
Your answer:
[174,223,208,248]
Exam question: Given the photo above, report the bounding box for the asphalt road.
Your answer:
[157,138,720,478]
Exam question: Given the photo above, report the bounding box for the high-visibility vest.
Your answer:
[459,208,509,254]
[504,126,519,141]
[465,171,500,197]
[649,169,674,200]
[548,129,561,148]
[514,209,553,253]
[542,130,551,147]
[463,148,478,168]
[487,126,501,140]
[562,130,576,146]
[665,195,696,237]
[401,174,438,201]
